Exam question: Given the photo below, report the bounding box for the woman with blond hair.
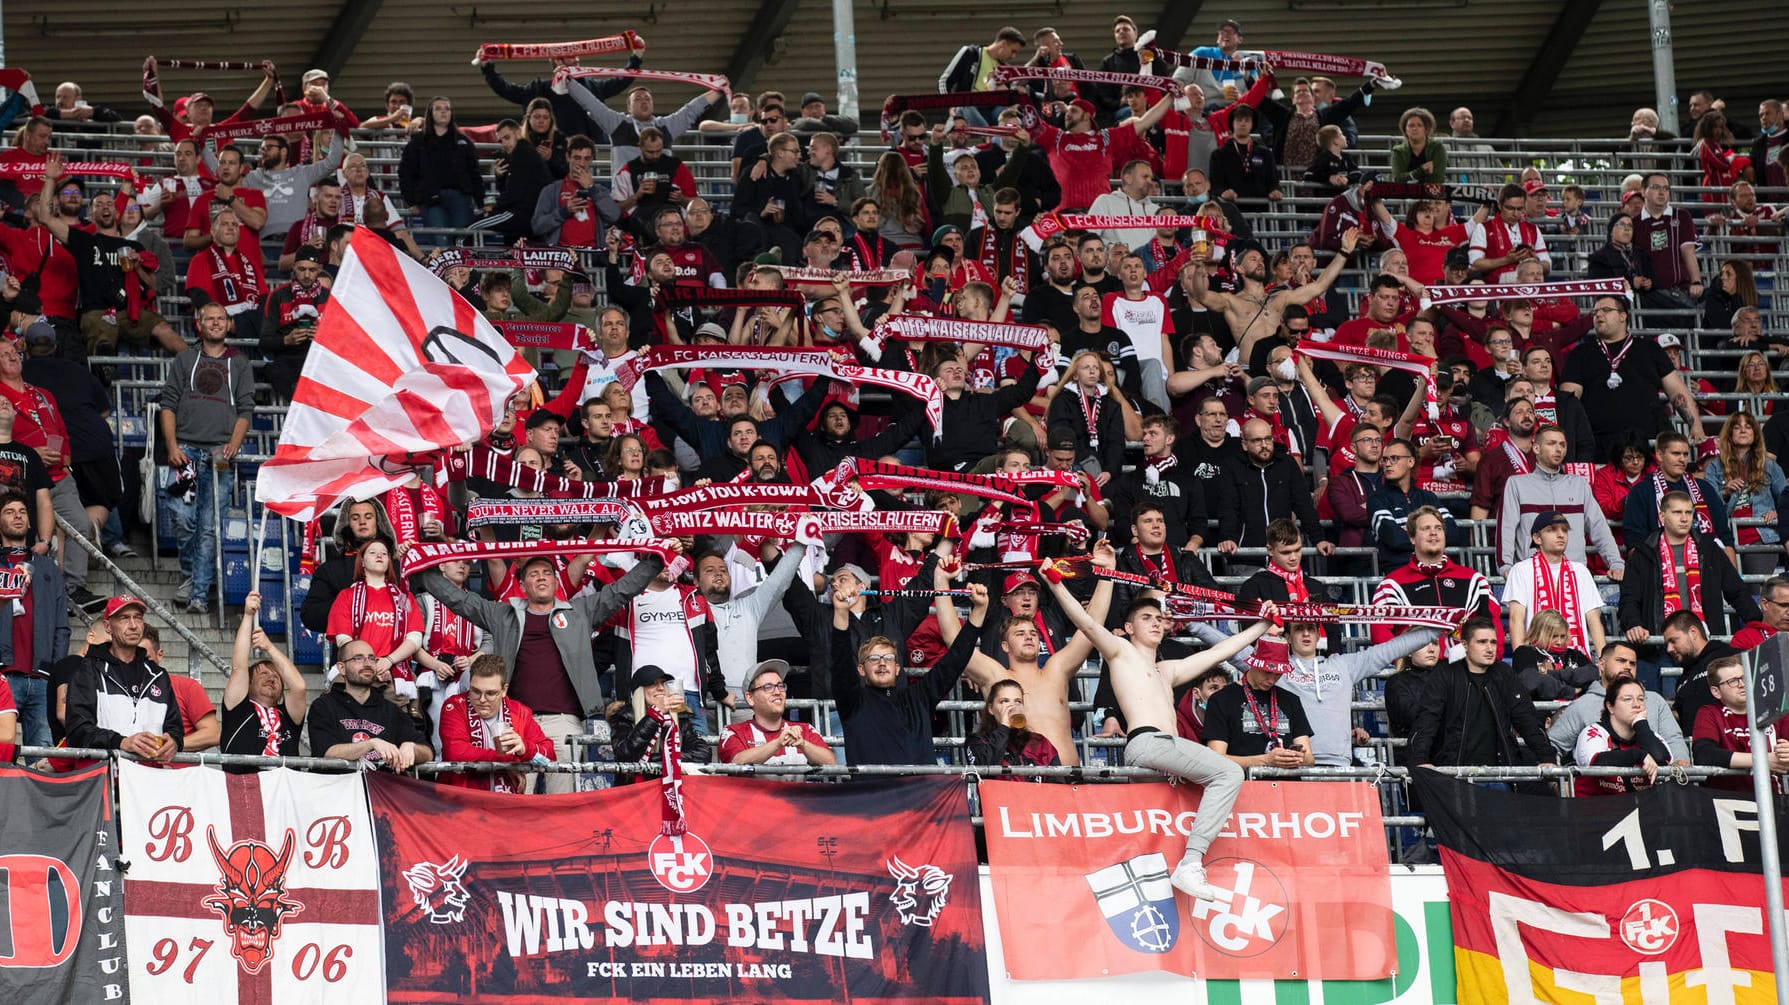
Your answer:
[1706,411,1785,575]
[1508,609,1595,701]
[1729,350,1777,419]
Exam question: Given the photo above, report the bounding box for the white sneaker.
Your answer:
[1171,859,1222,902]
[174,578,192,606]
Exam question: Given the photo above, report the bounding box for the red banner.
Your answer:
[981,780,1394,980]
[367,774,988,1002]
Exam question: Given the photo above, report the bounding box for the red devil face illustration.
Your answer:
[202,827,304,973]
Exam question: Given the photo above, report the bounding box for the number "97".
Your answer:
[146,937,353,983]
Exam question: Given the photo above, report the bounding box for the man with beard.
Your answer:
[278,179,343,273]
[967,187,1033,293]
[698,544,812,708]
[183,208,265,340]
[1185,231,1360,364]
[234,132,345,241]
[1057,285,1142,399]
[63,595,181,763]
[1214,418,1321,554]
[1019,238,1081,333]
[184,145,268,258]
[743,441,788,483]
[1469,397,1538,520]
[1108,503,1222,625]
[1025,94,1171,212]
[792,398,927,479]
[565,398,614,479]
[308,638,431,772]
[34,155,184,355]
[683,197,764,279]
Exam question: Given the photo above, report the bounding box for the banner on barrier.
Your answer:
[119,763,384,1003]
[0,762,129,1004]
[366,773,989,1003]
[981,780,1395,981]
[1413,769,1788,1002]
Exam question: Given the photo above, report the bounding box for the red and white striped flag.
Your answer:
[255,230,536,521]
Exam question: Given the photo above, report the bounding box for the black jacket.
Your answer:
[1382,666,1432,767]
[924,367,1043,472]
[1102,461,1207,549]
[1091,47,1171,119]
[830,613,984,765]
[792,407,928,477]
[1046,385,1125,478]
[1213,449,1321,548]
[481,57,642,142]
[609,704,712,767]
[785,592,890,702]
[939,44,996,95]
[399,128,484,207]
[63,647,184,752]
[1674,639,1740,731]
[1406,660,1551,767]
[493,141,554,217]
[1108,546,1219,629]
[1618,530,1759,637]
[974,143,1060,224]
[691,216,766,278]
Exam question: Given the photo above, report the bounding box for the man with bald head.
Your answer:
[1213,417,1320,556]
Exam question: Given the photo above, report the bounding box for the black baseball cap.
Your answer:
[629,666,676,691]
[1531,510,1570,534]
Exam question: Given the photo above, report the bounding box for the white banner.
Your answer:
[983,868,1455,1004]
[120,763,385,1003]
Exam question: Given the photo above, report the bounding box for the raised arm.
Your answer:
[1161,616,1275,687]
[225,591,262,710]
[1280,227,1362,307]
[1040,563,1130,665]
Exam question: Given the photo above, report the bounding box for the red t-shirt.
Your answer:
[1394,224,1467,285]
[1334,316,1409,352]
[719,718,827,764]
[0,148,47,197]
[171,674,215,738]
[0,675,14,761]
[147,174,215,239]
[0,226,79,320]
[190,187,270,263]
[326,585,423,659]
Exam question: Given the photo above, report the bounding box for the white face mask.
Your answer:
[729,112,750,124]
[1273,359,1297,381]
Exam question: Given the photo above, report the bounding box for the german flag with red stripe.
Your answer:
[1411,768,1786,1002]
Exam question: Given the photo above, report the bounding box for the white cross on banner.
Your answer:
[119,762,384,1003]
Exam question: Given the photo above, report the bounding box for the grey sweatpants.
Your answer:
[1123,730,1244,860]
[51,476,88,590]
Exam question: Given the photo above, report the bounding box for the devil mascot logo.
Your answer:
[202,826,304,973]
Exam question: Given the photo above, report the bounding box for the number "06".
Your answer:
[292,943,352,982]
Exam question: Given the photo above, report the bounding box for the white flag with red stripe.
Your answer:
[255,229,536,521]
[120,762,384,1003]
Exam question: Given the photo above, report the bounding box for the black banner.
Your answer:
[0,762,129,1004]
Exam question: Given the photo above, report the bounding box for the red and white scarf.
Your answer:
[383,483,447,546]
[1135,545,1178,582]
[494,320,591,351]
[553,65,730,97]
[0,161,138,183]
[474,32,641,64]
[1424,278,1628,307]
[465,697,519,794]
[1530,553,1589,653]
[254,702,283,757]
[1501,437,1533,475]
[1659,533,1703,620]
[651,508,949,545]
[1140,44,1402,86]
[1021,212,1204,252]
[1296,342,1440,419]
[349,580,414,683]
[428,245,579,276]
[615,344,944,440]
[439,445,676,499]
[1656,473,1715,535]
[1268,562,1311,603]
[143,58,288,109]
[1144,454,1177,485]
[873,315,1052,352]
[465,498,631,528]
[975,226,1030,295]
[425,595,480,660]
[402,537,674,576]
[1070,382,1105,449]
[1079,565,1467,629]
[991,66,1176,93]
[771,266,909,292]
[645,706,687,835]
[201,110,339,143]
[824,458,1036,512]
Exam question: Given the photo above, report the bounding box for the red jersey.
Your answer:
[719,718,827,765]
[1030,120,1146,211]
[327,584,424,665]
[1394,224,1468,285]
[1692,703,1780,793]
[0,381,71,481]
[436,694,555,791]
[0,226,79,320]
[555,178,599,247]
[0,676,13,761]
[146,174,215,239]
[190,187,269,262]
[662,244,725,289]
[0,149,46,197]
[1334,316,1408,352]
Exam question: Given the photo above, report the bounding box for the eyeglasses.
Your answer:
[750,681,788,693]
[1716,677,1747,689]
[863,653,900,665]
[342,654,377,664]
[1592,307,1624,315]
[1242,436,1275,444]
[1383,453,1414,463]
[468,687,505,700]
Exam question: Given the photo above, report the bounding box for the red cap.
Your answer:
[1522,179,1547,194]
[1245,636,1293,675]
[1696,437,1720,462]
[187,91,214,107]
[104,594,147,620]
[1070,98,1098,120]
[1002,572,1040,595]
[1622,189,1644,204]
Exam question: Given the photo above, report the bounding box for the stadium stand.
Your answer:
[4,7,1788,886]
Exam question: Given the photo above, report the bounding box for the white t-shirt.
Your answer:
[629,586,701,693]
[577,348,651,419]
[1100,292,1173,370]
[1501,554,1602,653]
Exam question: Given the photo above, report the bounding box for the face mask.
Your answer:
[820,323,840,340]
[1273,359,1297,381]
[1187,192,1209,205]
[1764,124,1781,136]
[729,112,749,124]
[926,277,947,300]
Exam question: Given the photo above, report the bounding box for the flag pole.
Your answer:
[251,509,269,611]
[1748,638,1789,1001]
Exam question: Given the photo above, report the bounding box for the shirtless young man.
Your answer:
[1042,565,1276,900]
[1187,228,1362,364]
[933,541,1118,766]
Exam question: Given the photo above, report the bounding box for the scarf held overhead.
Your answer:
[473,32,642,64]
[1139,43,1402,87]
[1294,342,1440,419]
[1423,277,1631,307]
[553,65,730,97]
[401,537,673,576]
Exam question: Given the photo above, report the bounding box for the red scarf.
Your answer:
[254,702,283,757]
[1144,454,1177,485]
[1656,472,1715,535]
[1530,553,1588,653]
[645,706,687,835]
[383,483,446,546]
[1268,562,1310,603]
[466,697,520,793]
[1659,534,1703,620]
[425,595,480,660]
[975,226,1028,294]
[1071,382,1105,449]
[1136,546,1178,583]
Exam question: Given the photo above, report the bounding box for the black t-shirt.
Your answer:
[59,228,142,313]
[1559,335,1674,444]
[1059,324,1144,398]
[1457,672,1502,766]
[1203,682,1314,757]
[0,440,52,500]
[1020,283,1078,334]
[306,683,420,764]
[46,652,83,744]
[221,697,301,759]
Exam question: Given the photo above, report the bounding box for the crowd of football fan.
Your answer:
[0,15,1786,809]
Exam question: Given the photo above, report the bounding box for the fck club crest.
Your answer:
[201,827,304,974]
